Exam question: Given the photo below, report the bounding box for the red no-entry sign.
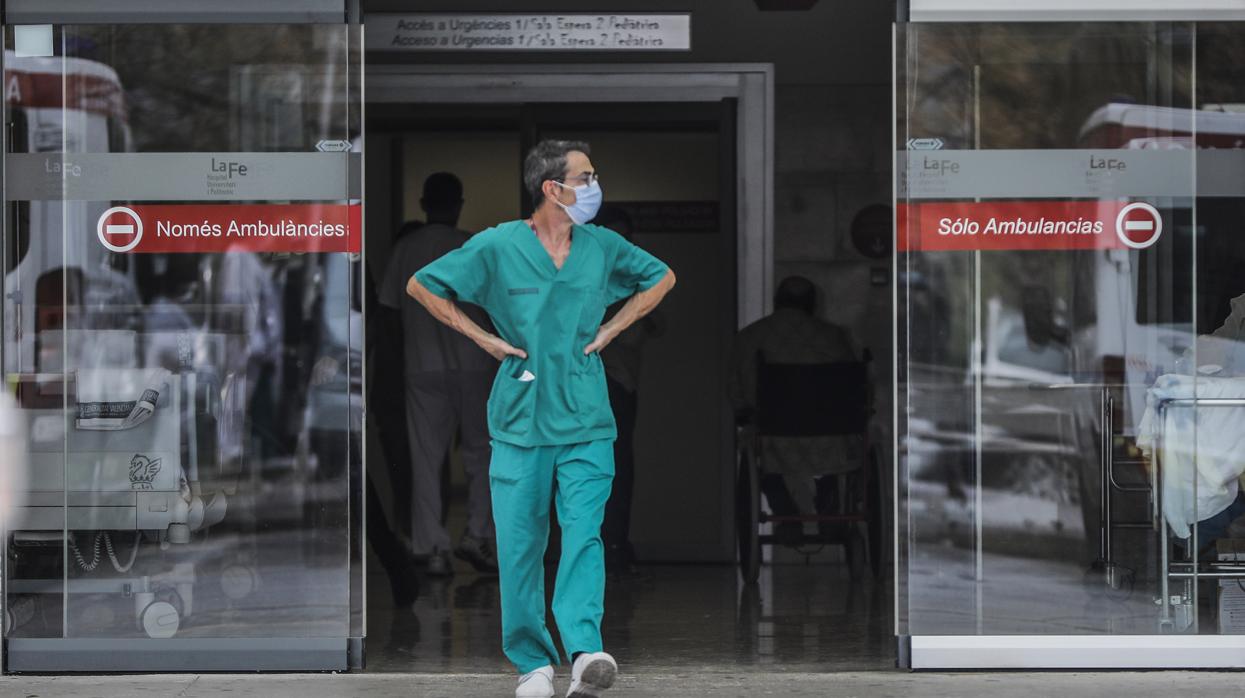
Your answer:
[1115,202,1163,249]
[96,206,144,253]
[94,204,361,254]
[897,200,1165,252]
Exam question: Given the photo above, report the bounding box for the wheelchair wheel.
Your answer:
[736,449,761,584]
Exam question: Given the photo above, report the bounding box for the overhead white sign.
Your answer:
[366,13,691,51]
[910,0,1245,21]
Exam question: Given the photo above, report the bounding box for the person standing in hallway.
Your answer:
[380,173,498,577]
[406,140,676,698]
[593,205,664,577]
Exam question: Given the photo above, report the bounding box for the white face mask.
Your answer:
[553,179,603,225]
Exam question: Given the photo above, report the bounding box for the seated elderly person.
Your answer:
[727,276,865,541]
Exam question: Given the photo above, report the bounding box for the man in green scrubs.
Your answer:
[406,140,676,698]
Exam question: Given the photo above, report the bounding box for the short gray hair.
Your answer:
[524,139,591,210]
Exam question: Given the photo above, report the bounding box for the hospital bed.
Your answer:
[5,327,238,639]
[1060,372,1245,633]
[1137,374,1245,633]
[1027,374,1245,634]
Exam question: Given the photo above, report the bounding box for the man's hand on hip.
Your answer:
[584,269,676,356]
[584,325,619,355]
[481,334,528,362]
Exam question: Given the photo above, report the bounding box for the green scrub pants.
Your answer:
[489,438,615,673]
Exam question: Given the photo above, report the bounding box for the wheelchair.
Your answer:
[735,358,882,584]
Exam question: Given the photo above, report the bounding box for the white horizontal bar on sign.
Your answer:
[910,0,1245,21]
[898,149,1199,200]
[366,13,692,52]
[5,152,360,202]
[6,0,345,23]
[911,635,1245,669]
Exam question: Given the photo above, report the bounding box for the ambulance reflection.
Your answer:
[905,102,1242,571]
[0,392,27,528]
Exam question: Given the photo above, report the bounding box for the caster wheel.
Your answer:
[5,595,36,634]
[140,600,180,639]
[153,585,186,620]
[221,564,256,600]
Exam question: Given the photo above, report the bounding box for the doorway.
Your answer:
[360,64,893,672]
[362,66,770,584]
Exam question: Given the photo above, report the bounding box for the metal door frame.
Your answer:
[367,62,772,564]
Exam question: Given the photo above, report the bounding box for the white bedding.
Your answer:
[1136,374,1245,539]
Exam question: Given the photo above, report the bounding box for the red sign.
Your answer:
[897,200,1164,252]
[95,204,362,254]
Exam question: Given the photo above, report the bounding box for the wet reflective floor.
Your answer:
[365,552,895,673]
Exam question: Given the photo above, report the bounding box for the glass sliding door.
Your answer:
[1,17,364,672]
[894,20,1245,667]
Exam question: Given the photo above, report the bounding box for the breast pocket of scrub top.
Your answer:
[490,358,537,436]
[504,285,544,333]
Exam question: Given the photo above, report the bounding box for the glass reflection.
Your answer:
[898,22,1210,636]
[3,24,361,645]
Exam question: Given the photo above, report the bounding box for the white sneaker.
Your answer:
[516,665,555,698]
[567,652,617,697]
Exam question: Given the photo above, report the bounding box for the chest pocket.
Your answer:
[505,286,545,331]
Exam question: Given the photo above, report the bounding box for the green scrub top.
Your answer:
[414,219,669,447]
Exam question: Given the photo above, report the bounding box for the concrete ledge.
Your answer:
[4,671,1245,697]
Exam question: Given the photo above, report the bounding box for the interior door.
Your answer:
[524,101,739,562]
